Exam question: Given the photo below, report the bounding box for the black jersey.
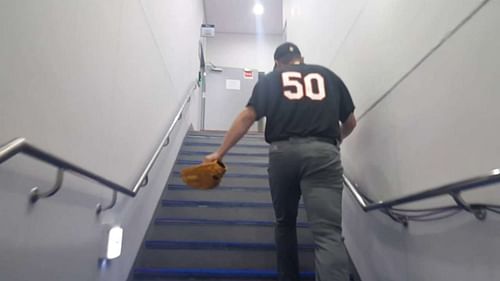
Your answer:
[247,63,355,144]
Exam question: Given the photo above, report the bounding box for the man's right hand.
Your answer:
[204,151,222,163]
[203,107,257,164]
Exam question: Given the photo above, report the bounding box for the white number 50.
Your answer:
[282,72,326,101]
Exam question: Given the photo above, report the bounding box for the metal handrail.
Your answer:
[0,90,194,202]
[132,91,192,193]
[343,169,500,221]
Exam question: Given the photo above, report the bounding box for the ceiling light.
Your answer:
[253,3,264,16]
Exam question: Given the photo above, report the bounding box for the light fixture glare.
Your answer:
[106,226,123,259]
[253,3,264,15]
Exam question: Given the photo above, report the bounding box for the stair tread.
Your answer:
[177,159,268,166]
[134,267,314,280]
[170,176,268,187]
[136,248,314,270]
[144,240,314,250]
[179,150,268,157]
[154,217,309,227]
[183,141,269,148]
[156,207,307,221]
[168,183,269,192]
[172,171,268,178]
[134,267,314,276]
[161,199,305,208]
[148,223,312,243]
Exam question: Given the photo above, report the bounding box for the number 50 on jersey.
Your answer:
[282,72,326,101]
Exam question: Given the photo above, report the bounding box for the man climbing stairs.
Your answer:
[129,130,359,280]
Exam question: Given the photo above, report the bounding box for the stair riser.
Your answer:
[181,145,268,154]
[172,171,267,179]
[173,164,268,175]
[156,207,309,221]
[134,272,313,281]
[187,132,265,139]
[133,277,296,281]
[133,268,314,281]
[134,277,293,281]
[169,176,268,187]
[176,159,268,168]
[176,154,268,164]
[137,249,314,270]
[167,184,269,192]
[183,141,268,148]
[163,189,272,202]
[148,224,313,243]
[179,151,268,158]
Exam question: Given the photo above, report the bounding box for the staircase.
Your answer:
[129,130,358,280]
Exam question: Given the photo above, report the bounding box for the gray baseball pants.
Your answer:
[268,137,349,281]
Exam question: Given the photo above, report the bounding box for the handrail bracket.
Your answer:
[384,209,409,227]
[450,191,487,221]
[30,168,65,203]
[96,191,118,215]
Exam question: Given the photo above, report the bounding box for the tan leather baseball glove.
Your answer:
[180,160,227,190]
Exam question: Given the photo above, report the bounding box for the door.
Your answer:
[203,66,260,131]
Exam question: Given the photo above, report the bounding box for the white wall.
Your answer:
[0,0,204,280]
[206,33,283,72]
[283,0,368,66]
[340,0,500,200]
[0,0,202,184]
[284,0,500,280]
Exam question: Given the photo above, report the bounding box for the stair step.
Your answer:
[187,131,265,138]
[168,184,269,192]
[181,144,268,154]
[170,176,268,187]
[133,268,314,280]
[183,142,269,148]
[176,159,268,167]
[185,135,266,146]
[157,205,308,221]
[144,240,314,251]
[179,150,268,157]
[154,217,309,228]
[148,220,312,243]
[173,163,268,175]
[164,189,271,202]
[172,171,267,179]
[136,249,314,270]
[161,200,305,209]
[177,153,267,164]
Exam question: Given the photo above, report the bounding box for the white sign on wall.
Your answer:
[225,79,241,90]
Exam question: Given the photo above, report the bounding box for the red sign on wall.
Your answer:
[243,69,253,79]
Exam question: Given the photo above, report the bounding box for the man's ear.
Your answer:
[300,57,304,64]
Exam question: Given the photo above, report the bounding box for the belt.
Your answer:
[273,136,338,146]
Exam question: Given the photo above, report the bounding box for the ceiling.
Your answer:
[203,0,283,35]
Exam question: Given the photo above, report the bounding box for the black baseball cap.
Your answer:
[273,42,302,61]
